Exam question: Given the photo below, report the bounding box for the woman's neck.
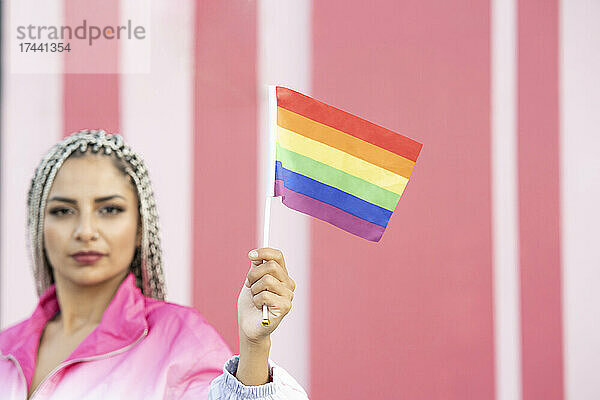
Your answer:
[52,271,129,335]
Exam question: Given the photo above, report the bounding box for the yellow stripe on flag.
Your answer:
[278,106,416,178]
[277,126,408,195]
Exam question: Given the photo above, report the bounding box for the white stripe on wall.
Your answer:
[120,0,194,306]
[257,0,312,390]
[560,1,600,399]
[491,0,522,399]
[1,0,64,328]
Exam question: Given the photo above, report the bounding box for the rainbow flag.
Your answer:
[273,87,423,242]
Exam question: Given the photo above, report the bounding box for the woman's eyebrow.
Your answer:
[94,195,126,203]
[48,195,126,204]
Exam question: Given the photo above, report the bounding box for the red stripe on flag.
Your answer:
[277,87,422,162]
[311,1,494,398]
[63,0,120,136]
[518,1,564,399]
[192,1,257,353]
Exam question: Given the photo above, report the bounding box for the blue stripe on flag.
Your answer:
[275,161,391,227]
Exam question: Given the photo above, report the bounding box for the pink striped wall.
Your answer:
[518,0,564,399]
[63,0,121,135]
[311,1,495,398]
[560,2,600,398]
[192,1,257,352]
[1,0,64,328]
[63,74,120,135]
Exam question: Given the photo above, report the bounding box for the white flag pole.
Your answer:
[261,85,277,326]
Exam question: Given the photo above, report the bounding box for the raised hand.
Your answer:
[235,247,296,385]
[237,248,296,343]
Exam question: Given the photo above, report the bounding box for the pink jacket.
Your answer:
[0,273,308,399]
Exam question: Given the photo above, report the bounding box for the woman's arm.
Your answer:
[236,334,271,385]
[235,248,295,385]
[181,247,308,399]
[208,356,309,400]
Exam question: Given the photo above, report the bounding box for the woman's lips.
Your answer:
[72,254,104,264]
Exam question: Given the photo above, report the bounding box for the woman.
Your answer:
[0,130,308,399]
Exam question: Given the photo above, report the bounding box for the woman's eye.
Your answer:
[100,206,124,215]
[49,208,72,216]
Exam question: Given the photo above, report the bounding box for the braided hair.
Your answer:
[26,129,166,300]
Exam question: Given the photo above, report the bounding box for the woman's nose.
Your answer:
[73,213,99,241]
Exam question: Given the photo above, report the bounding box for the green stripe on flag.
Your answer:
[276,143,401,211]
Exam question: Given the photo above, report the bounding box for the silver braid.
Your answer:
[26,129,166,300]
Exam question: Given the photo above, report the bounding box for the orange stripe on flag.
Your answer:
[278,106,416,179]
[277,86,422,162]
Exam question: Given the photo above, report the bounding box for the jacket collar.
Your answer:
[0,273,148,389]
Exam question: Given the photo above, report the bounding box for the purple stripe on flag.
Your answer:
[275,180,385,242]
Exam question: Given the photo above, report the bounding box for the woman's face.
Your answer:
[43,153,141,288]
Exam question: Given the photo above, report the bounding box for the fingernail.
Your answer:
[248,250,258,258]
